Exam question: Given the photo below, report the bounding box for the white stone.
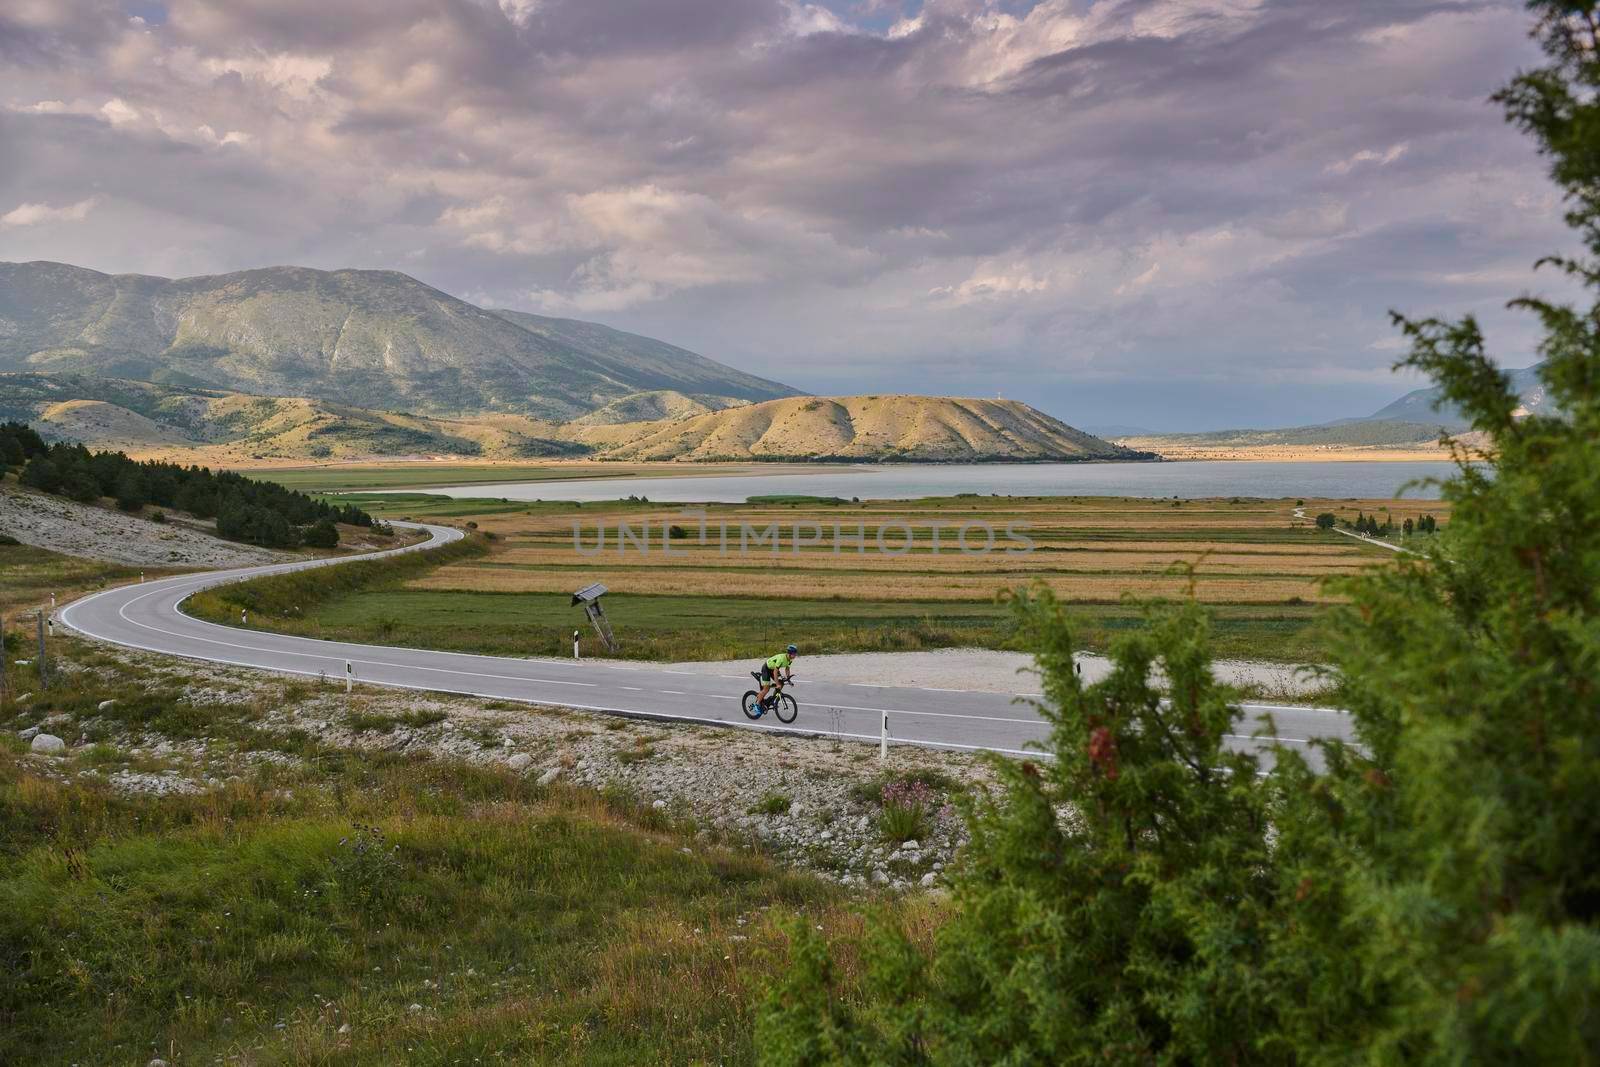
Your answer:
[149,1059,169,1067]
[537,767,562,786]
[408,1003,424,1013]
[871,869,889,885]
[97,699,116,711]
[18,726,39,741]
[338,1023,351,1035]
[652,799,666,809]
[920,872,937,888]
[29,733,65,755]
[901,839,920,851]
[506,753,533,772]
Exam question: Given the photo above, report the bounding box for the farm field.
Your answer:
[194,494,1448,664]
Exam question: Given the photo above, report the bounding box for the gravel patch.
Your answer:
[0,485,292,568]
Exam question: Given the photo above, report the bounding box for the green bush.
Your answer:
[758,6,1600,1061]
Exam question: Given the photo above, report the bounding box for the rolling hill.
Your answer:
[0,261,799,420]
[567,395,1144,462]
[0,374,1138,465]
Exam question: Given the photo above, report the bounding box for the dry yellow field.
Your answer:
[406,496,1443,607]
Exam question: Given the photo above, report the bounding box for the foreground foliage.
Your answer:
[760,4,1600,1062]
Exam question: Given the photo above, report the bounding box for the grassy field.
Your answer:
[191,494,1447,663]
[0,644,924,1065]
[0,542,180,621]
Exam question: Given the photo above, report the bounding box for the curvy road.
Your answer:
[59,521,1357,766]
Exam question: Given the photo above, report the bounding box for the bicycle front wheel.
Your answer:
[741,691,764,720]
[774,694,798,724]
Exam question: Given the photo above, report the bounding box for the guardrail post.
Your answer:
[241,609,248,626]
[345,660,353,694]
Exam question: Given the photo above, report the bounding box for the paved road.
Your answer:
[59,522,1358,764]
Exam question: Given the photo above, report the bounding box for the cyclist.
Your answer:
[757,644,798,707]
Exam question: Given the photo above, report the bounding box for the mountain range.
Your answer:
[0,260,1140,464]
[1113,363,1552,456]
[0,261,796,420]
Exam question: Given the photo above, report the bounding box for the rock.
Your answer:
[901,840,920,851]
[16,692,30,703]
[536,767,562,786]
[18,726,39,741]
[149,1059,170,1067]
[506,753,533,772]
[97,699,116,711]
[338,1023,351,1034]
[29,733,65,755]
[408,1003,424,1013]
[871,868,890,885]
[651,799,666,809]
[920,872,937,888]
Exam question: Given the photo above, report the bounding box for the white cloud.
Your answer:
[1325,143,1409,176]
[99,98,139,125]
[0,197,100,227]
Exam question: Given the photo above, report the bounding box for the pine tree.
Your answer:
[759,3,1600,1062]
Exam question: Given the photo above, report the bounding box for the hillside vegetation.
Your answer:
[0,261,798,419]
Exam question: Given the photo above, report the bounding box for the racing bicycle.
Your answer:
[742,672,798,724]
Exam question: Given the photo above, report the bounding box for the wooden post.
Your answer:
[35,612,49,691]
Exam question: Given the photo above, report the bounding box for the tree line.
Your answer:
[1315,510,1439,537]
[0,421,378,549]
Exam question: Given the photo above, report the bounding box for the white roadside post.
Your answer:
[879,711,889,761]
[573,629,581,660]
[345,660,353,694]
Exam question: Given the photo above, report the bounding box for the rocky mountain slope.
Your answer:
[1365,362,1548,429]
[0,261,798,419]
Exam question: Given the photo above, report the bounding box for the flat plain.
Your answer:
[210,486,1448,664]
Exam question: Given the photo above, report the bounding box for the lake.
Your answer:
[391,460,1458,503]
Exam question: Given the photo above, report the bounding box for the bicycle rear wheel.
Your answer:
[774,694,798,724]
[741,691,764,720]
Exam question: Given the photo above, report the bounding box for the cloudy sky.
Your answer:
[0,0,1573,429]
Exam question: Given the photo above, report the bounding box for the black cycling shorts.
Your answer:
[759,664,775,681]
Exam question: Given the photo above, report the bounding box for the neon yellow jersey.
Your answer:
[765,652,792,671]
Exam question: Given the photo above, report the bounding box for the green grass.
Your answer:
[750,791,793,816]
[207,584,1331,663]
[0,746,898,1065]
[347,708,449,733]
[0,542,162,619]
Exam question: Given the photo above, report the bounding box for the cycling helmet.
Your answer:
[786,644,798,654]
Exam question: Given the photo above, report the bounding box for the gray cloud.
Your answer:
[0,0,1571,428]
